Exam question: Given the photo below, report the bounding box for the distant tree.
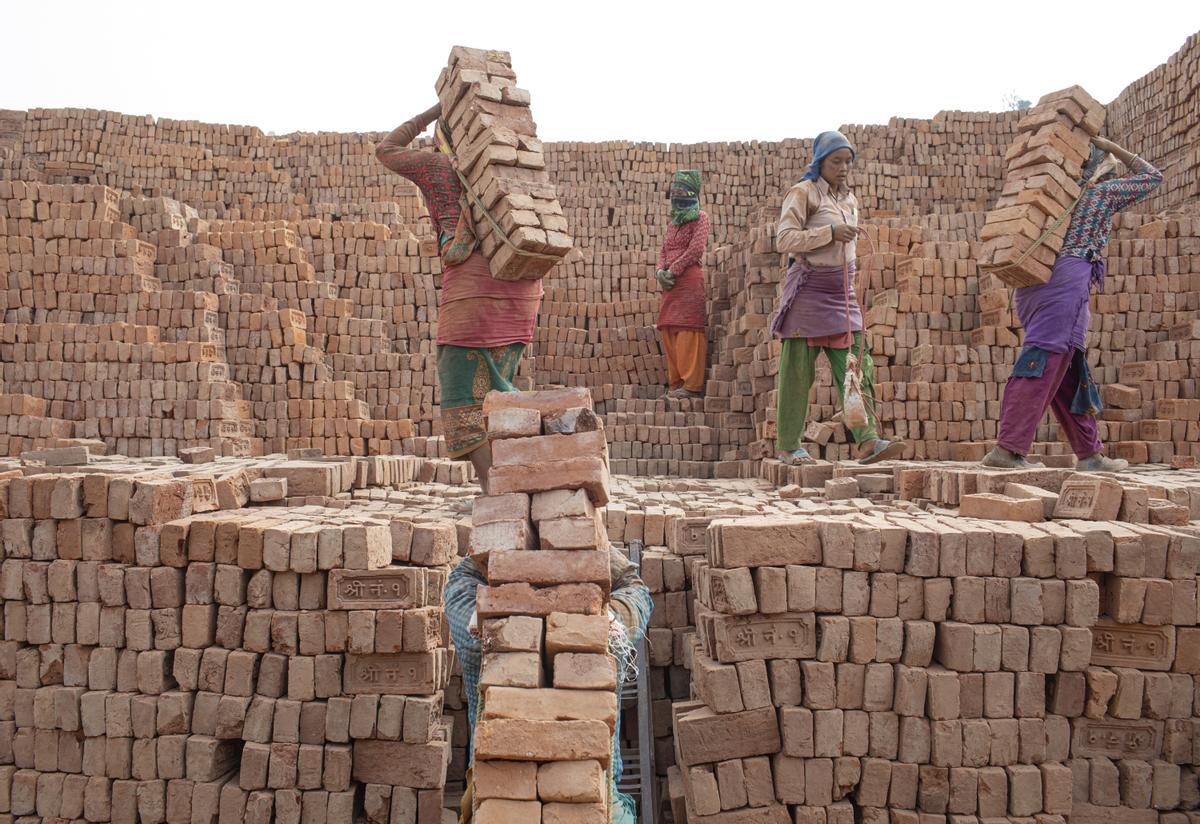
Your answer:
[1003,92,1032,111]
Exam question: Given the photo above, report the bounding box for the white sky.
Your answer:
[5,0,1198,143]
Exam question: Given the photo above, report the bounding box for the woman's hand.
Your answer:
[832,224,858,243]
[656,269,675,289]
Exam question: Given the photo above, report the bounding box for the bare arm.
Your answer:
[1090,136,1138,167]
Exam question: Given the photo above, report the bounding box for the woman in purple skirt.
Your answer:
[983,136,1162,471]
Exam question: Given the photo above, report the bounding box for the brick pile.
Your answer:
[900,463,1200,526]
[668,503,1200,823]
[0,450,463,823]
[600,475,917,821]
[435,46,573,281]
[1106,32,1200,216]
[0,180,429,459]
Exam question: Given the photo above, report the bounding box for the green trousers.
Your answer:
[775,332,879,452]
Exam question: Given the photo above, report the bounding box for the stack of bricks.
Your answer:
[605,477,909,821]
[0,452,462,823]
[1106,32,1200,215]
[668,505,1200,823]
[465,387,618,823]
[436,46,573,280]
[0,395,74,457]
[980,86,1103,288]
[0,180,261,458]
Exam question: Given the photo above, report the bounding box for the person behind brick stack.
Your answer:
[983,136,1163,472]
[444,549,652,824]
[376,104,543,489]
[771,130,905,466]
[654,169,711,400]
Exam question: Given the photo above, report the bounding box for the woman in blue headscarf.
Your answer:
[771,130,904,466]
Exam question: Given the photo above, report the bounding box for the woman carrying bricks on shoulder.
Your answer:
[444,548,652,824]
[376,104,542,489]
[655,170,711,400]
[983,136,1162,472]
[771,130,904,466]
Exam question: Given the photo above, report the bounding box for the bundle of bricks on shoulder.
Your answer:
[435,46,573,280]
[980,86,1104,288]
[668,492,1200,824]
[0,451,468,824]
[467,386,618,824]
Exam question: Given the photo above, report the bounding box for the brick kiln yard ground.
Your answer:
[0,30,1199,824]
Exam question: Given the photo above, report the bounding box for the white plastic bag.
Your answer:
[843,354,869,430]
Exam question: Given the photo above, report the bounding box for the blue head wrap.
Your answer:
[801,130,856,182]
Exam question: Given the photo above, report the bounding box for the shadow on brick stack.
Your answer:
[466,387,621,823]
[668,500,1200,823]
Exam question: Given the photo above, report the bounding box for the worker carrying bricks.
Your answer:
[655,170,711,400]
[983,136,1163,471]
[376,104,543,487]
[444,549,653,824]
[771,130,904,466]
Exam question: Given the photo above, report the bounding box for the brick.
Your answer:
[487,549,610,589]
[960,493,1044,522]
[473,760,537,801]
[482,687,617,729]
[545,612,608,655]
[1054,477,1124,521]
[474,718,611,762]
[675,705,780,766]
[537,760,604,803]
[487,407,542,438]
[350,739,449,789]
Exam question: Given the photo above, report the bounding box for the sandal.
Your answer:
[777,447,816,466]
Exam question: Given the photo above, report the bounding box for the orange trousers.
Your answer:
[661,328,707,391]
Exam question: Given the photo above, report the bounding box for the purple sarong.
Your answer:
[770,257,862,339]
[1014,255,1103,353]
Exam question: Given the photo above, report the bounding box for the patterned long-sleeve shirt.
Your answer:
[657,211,710,275]
[1060,156,1163,260]
[375,118,462,244]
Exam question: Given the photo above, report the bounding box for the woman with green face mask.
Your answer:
[655,170,710,400]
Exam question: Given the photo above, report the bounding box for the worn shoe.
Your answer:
[1076,453,1129,472]
[858,438,906,465]
[981,446,1045,470]
[777,447,816,466]
[667,388,703,400]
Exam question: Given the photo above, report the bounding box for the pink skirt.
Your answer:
[437,252,544,348]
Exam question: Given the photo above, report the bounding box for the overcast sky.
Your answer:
[5,1,1198,143]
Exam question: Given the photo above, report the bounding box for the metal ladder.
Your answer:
[616,539,657,824]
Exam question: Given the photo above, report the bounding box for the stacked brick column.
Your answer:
[465,388,618,823]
